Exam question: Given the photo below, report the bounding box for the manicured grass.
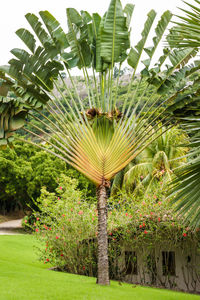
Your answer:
[0,235,199,300]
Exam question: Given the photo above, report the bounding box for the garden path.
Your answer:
[0,219,23,235]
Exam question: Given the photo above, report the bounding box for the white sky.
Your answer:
[0,0,188,66]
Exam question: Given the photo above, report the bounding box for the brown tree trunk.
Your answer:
[96,184,110,285]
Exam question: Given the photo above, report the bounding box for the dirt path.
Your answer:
[0,219,23,235]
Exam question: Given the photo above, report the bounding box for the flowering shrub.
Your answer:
[29,176,200,281]
[26,175,98,275]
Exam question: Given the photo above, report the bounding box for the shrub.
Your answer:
[30,175,98,275]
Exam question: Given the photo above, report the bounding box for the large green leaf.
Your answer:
[15,29,36,53]
[0,97,27,143]
[100,0,131,64]
[123,4,134,29]
[142,10,172,68]
[66,8,91,68]
[128,10,156,70]
[25,13,52,48]
[39,11,69,50]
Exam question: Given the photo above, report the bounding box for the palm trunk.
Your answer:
[96,184,110,285]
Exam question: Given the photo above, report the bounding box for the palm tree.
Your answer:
[166,0,200,229]
[111,126,188,195]
[0,0,197,284]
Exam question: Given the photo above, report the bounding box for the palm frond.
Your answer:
[169,116,200,229]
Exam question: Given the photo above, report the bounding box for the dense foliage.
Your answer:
[0,140,95,214]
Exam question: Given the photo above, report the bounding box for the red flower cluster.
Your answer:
[139,223,145,228]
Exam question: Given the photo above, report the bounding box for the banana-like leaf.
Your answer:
[15,29,36,53]
[95,15,106,72]
[92,13,101,40]
[143,10,172,68]
[39,11,69,50]
[0,81,9,97]
[25,13,52,48]
[123,4,134,29]
[100,0,131,63]
[66,8,92,69]
[127,10,156,70]
[95,1,133,72]
[147,48,198,95]
[0,97,27,143]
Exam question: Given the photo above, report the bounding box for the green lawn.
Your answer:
[0,235,199,300]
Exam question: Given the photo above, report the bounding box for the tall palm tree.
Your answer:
[0,0,197,284]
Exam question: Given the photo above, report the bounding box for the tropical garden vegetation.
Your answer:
[0,0,200,290]
[22,175,199,287]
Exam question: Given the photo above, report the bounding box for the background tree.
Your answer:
[112,126,188,195]
[0,140,95,214]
